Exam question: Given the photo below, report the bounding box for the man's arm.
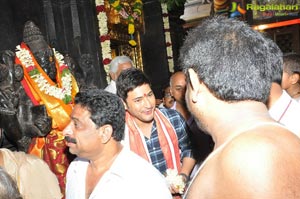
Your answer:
[173,112,196,178]
[180,157,196,181]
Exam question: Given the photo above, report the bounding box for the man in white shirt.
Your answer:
[267,82,300,138]
[105,56,133,94]
[63,88,171,199]
[0,148,62,199]
[281,53,300,102]
[266,50,300,138]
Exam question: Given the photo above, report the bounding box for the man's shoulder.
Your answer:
[208,127,300,198]
[158,107,182,118]
[128,155,172,198]
[117,149,161,174]
[225,124,298,153]
[112,149,172,198]
[104,81,116,93]
[218,124,300,175]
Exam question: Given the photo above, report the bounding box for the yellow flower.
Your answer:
[128,23,135,34]
[129,39,137,46]
[134,9,142,16]
[111,0,120,8]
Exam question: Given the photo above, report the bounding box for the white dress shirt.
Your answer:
[66,148,172,199]
[269,90,300,138]
[104,80,117,94]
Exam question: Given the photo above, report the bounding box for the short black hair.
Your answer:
[74,88,125,141]
[180,16,282,103]
[283,53,300,74]
[116,68,151,101]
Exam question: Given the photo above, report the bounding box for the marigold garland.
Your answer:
[109,0,143,46]
[161,3,174,72]
[96,0,112,83]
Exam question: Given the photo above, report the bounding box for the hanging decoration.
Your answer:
[96,0,112,83]
[161,3,174,72]
[109,0,143,47]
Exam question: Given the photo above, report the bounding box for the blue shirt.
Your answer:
[145,108,193,174]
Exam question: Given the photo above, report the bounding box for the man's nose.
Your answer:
[62,123,73,136]
[143,97,152,108]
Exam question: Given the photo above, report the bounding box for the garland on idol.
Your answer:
[161,3,174,72]
[96,0,112,83]
[15,45,73,104]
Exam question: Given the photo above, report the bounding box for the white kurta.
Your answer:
[1,148,62,199]
[66,148,172,199]
[104,80,117,94]
[269,90,300,138]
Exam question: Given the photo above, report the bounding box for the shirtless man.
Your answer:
[180,16,300,199]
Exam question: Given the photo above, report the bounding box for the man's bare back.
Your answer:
[184,123,300,199]
[180,16,300,199]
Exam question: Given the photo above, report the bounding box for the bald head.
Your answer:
[170,71,187,103]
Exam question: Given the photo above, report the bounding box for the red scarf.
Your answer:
[125,108,181,171]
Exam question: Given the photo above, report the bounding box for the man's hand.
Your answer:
[165,169,187,195]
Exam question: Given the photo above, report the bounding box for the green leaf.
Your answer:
[63,95,72,104]
[61,69,70,77]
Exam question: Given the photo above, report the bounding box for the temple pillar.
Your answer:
[140,0,185,98]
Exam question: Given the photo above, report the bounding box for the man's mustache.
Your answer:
[65,136,77,144]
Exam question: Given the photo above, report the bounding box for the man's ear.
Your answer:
[290,73,300,85]
[121,99,128,110]
[187,68,201,103]
[109,72,116,81]
[100,125,113,144]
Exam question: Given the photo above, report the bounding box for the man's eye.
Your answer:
[74,122,79,128]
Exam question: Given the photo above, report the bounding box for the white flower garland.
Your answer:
[161,3,174,73]
[15,45,73,103]
[96,0,112,83]
[165,169,186,194]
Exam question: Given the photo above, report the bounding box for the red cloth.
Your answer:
[125,108,181,171]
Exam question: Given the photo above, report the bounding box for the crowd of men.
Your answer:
[0,16,300,199]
